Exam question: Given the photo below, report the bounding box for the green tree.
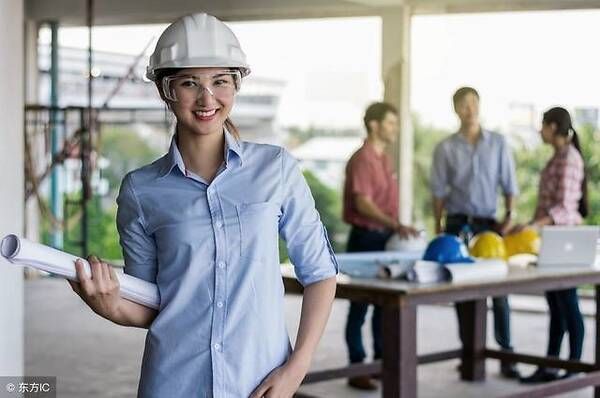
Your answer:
[279,169,349,263]
[100,126,162,194]
[41,195,123,261]
[412,116,452,234]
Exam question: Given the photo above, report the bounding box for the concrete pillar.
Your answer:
[0,0,25,376]
[24,19,40,244]
[382,6,413,224]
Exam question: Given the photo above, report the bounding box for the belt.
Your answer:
[447,213,496,226]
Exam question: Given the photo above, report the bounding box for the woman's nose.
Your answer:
[196,86,216,104]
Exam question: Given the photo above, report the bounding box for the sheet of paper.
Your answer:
[1,234,160,309]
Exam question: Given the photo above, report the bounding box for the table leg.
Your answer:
[458,299,487,381]
[382,301,417,398]
[595,285,600,398]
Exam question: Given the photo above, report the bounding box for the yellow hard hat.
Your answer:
[503,227,541,257]
[469,231,507,259]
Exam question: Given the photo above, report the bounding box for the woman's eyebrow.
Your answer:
[174,72,232,79]
[211,73,234,79]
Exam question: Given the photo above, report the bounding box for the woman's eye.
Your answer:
[214,79,231,87]
[180,79,198,88]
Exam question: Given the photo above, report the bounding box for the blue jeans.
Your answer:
[546,288,584,361]
[344,226,392,363]
[445,215,513,351]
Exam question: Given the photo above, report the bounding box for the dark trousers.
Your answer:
[546,288,584,361]
[445,215,513,352]
[344,226,393,363]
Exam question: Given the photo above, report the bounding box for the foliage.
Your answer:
[100,126,162,194]
[279,169,349,263]
[41,194,122,260]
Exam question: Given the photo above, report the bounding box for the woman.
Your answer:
[67,13,338,397]
[518,107,588,383]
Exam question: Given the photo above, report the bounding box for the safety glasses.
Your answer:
[161,70,241,102]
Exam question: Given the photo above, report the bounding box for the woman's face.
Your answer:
[540,121,556,145]
[164,67,237,136]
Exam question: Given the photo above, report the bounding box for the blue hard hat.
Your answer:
[423,234,475,264]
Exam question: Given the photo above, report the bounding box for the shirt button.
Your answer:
[214,343,221,351]
[218,261,226,269]
[216,301,223,308]
[216,221,223,228]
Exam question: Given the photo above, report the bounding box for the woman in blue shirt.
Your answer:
[67,13,338,398]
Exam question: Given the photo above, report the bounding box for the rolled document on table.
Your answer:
[405,259,509,284]
[0,234,160,309]
[445,259,508,283]
[406,260,447,284]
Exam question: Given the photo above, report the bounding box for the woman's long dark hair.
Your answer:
[542,107,589,218]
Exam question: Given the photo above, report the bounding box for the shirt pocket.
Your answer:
[235,201,279,261]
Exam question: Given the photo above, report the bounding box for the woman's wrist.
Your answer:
[287,350,312,374]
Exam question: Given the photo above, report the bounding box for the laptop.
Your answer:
[537,226,600,268]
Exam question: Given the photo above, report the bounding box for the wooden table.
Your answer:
[283,266,600,398]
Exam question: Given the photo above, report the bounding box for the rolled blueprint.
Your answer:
[377,262,414,279]
[445,259,508,283]
[335,250,423,279]
[406,259,509,284]
[406,260,447,284]
[1,234,160,309]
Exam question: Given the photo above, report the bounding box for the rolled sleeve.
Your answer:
[499,137,519,196]
[278,149,339,286]
[116,173,158,283]
[430,143,448,199]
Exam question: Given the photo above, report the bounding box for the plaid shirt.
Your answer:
[535,144,584,225]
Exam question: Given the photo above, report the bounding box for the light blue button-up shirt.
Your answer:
[430,129,519,218]
[116,130,339,398]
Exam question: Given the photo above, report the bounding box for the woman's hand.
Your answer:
[249,358,308,398]
[67,255,122,321]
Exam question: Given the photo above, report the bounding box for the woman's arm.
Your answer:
[250,276,336,398]
[68,256,157,329]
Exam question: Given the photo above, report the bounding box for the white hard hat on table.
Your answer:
[146,13,251,81]
[385,232,428,252]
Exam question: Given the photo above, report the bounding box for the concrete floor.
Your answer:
[25,278,596,397]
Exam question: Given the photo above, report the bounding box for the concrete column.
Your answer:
[0,0,25,376]
[24,19,40,244]
[382,6,413,224]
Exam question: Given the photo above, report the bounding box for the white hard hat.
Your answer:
[146,13,251,81]
[385,232,428,252]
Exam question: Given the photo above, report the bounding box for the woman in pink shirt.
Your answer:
[520,107,589,383]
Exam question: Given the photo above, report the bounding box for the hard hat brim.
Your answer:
[147,57,251,81]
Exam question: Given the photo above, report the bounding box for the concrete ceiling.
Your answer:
[26,0,600,26]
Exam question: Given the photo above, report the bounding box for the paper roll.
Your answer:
[1,234,160,309]
[406,260,447,283]
[445,259,508,283]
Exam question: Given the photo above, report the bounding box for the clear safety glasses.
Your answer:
[161,70,241,102]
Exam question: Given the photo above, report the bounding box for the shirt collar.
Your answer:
[454,128,490,144]
[157,128,243,179]
[362,138,385,159]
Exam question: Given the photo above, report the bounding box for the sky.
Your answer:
[39,10,600,133]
